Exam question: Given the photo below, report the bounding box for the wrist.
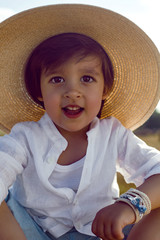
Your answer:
[114,201,136,223]
[115,188,151,223]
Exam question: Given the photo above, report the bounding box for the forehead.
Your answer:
[67,54,102,68]
[44,54,103,75]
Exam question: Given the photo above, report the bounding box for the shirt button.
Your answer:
[47,157,53,164]
[73,199,78,205]
[76,222,82,229]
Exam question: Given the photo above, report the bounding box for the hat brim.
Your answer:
[0,4,160,133]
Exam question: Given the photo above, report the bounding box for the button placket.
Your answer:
[47,157,54,164]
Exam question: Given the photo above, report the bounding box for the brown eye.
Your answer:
[50,76,64,83]
[81,75,94,83]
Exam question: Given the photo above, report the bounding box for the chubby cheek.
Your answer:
[88,95,103,115]
[42,93,60,114]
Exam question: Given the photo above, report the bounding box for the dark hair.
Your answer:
[24,33,114,113]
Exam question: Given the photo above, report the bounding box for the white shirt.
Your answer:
[0,112,160,237]
[49,157,85,192]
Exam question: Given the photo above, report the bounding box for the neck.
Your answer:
[55,124,90,142]
[56,125,89,166]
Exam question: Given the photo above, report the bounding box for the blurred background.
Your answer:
[0,0,160,192]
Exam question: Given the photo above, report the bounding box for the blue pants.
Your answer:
[6,192,132,239]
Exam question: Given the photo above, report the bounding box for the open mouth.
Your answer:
[62,106,84,117]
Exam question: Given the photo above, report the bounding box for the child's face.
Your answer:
[38,55,107,135]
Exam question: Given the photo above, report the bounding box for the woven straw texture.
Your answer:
[0,4,160,133]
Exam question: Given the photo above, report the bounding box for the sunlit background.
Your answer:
[1,0,160,191]
[0,0,160,112]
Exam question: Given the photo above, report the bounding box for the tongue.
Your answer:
[64,108,82,115]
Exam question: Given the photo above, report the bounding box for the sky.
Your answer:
[0,0,160,112]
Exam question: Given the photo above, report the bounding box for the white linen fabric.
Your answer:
[0,112,160,237]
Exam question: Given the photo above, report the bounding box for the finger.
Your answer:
[111,223,124,240]
[91,220,97,236]
[92,220,106,239]
[104,224,115,240]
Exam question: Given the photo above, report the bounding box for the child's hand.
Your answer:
[92,202,135,240]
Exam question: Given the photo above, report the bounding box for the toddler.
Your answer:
[0,4,160,240]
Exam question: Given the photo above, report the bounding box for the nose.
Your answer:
[64,80,82,99]
[64,89,82,99]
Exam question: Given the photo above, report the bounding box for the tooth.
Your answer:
[67,107,79,110]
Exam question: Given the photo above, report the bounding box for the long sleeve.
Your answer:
[116,123,160,186]
[0,125,27,204]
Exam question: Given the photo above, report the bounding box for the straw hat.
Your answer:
[0,4,160,133]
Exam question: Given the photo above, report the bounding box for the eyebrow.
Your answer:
[44,67,102,77]
[78,67,101,76]
[43,68,59,77]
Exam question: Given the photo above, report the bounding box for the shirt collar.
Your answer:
[38,112,67,146]
[39,112,100,144]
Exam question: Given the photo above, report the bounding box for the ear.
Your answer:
[102,87,108,100]
[37,96,43,102]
